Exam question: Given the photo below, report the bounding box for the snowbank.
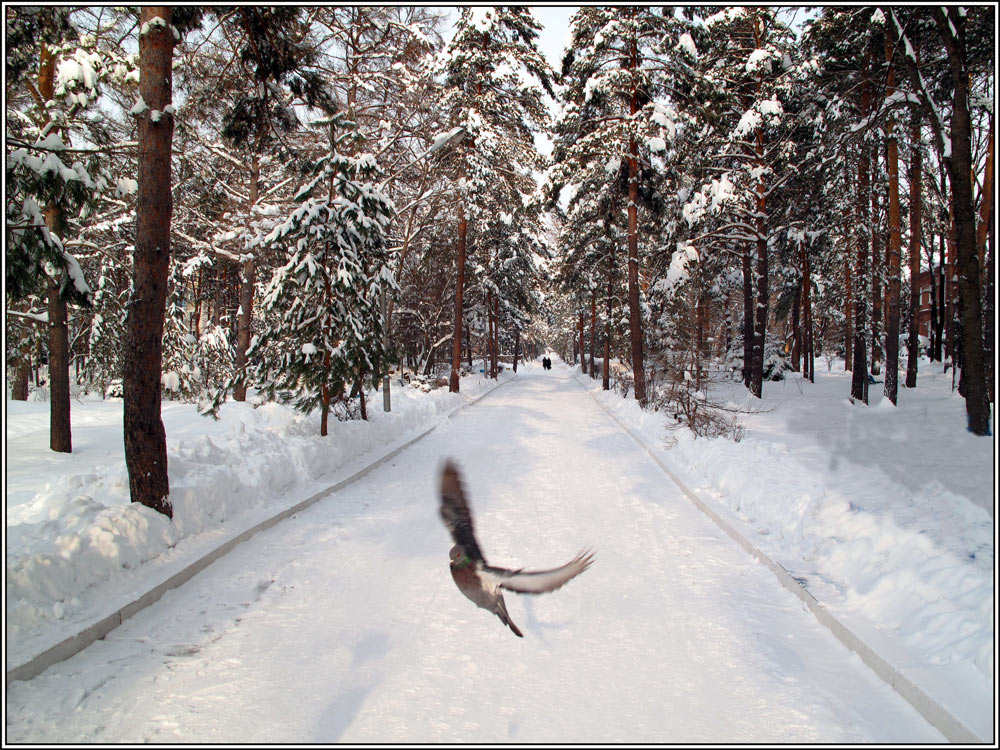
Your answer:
[571,357,993,740]
[6,369,509,668]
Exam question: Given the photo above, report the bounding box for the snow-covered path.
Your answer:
[5,365,942,743]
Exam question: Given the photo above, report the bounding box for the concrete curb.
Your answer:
[6,376,510,686]
[572,372,985,744]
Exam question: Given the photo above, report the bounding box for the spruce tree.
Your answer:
[432,7,553,391]
[223,114,396,436]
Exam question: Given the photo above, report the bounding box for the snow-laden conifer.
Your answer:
[211,115,396,435]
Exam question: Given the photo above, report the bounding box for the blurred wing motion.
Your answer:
[438,459,594,638]
[439,459,485,563]
[489,550,595,594]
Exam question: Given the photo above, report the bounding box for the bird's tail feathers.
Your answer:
[496,599,524,637]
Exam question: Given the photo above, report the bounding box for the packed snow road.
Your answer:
[5,363,942,743]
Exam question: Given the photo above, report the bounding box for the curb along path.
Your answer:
[5,377,511,686]
[570,370,983,744]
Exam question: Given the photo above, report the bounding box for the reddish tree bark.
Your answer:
[850,59,872,404]
[36,41,74,452]
[449,202,467,393]
[844,253,853,371]
[791,282,801,372]
[934,9,990,434]
[123,7,176,517]
[905,112,923,389]
[742,246,753,389]
[589,290,597,379]
[603,248,613,390]
[883,34,902,404]
[625,14,646,406]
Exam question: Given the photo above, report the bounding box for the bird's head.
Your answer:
[449,545,473,568]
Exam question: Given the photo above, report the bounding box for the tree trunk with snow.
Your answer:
[976,121,993,403]
[590,291,597,379]
[845,253,853,372]
[449,202,467,393]
[742,247,753,389]
[46,269,72,452]
[871,174,883,379]
[603,250,613,391]
[850,61,871,404]
[934,9,990,435]
[883,35,902,405]
[38,42,73,452]
[625,22,646,407]
[791,281,801,372]
[123,6,175,518]
[234,153,259,402]
[905,111,923,389]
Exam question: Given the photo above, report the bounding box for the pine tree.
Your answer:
[224,114,396,436]
[554,7,680,405]
[678,7,799,398]
[432,7,553,392]
[123,7,181,517]
[5,7,108,450]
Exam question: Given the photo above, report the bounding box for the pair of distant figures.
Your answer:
[542,356,552,370]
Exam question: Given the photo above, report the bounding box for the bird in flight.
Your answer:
[439,459,594,637]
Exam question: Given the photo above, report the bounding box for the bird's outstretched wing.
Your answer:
[439,460,485,563]
[490,550,595,594]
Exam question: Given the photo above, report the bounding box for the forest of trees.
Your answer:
[5,7,995,518]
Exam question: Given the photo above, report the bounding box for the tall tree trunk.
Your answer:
[12,325,31,400]
[358,372,368,421]
[977,120,994,402]
[871,184,883,377]
[747,15,769,399]
[38,41,73,452]
[123,6,175,517]
[320,352,331,437]
[625,22,646,406]
[791,280,801,372]
[449,202,467,393]
[800,239,814,383]
[742,246,754,389]
[589,290,597,379]
[934,233,945,361]
[603,250,613,390]
[234,152,260,402]
[578,312,586,373]
[492,295,499,378]
[883,35,902,404]
[851,140,871,402]
[750,137,768,398]
[944,178,957,367]
[844,252,853,370]
[935,9,990,434]
[487,291,496,379]
[46,272,72,452]
[905,111,923,388]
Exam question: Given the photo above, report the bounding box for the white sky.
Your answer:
[530,6,579,70]
[436,6,578,157]
[438,6,578,71]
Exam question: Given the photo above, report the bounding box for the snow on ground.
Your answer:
[5,359,951,742]
[6,369,507,669]
[574,355,994,741]
[3,355,993,742]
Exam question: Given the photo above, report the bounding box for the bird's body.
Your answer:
[439,460,593,637]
